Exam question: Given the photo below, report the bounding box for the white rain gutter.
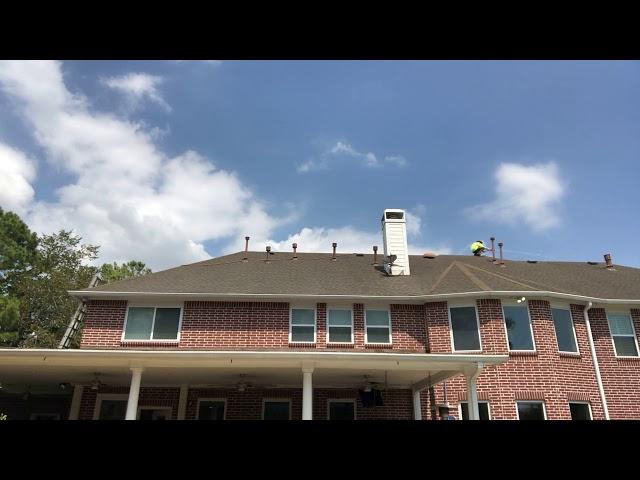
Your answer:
[67,289,640,306]
[583,301,610,420]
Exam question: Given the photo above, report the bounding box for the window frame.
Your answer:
[550,305,580,354]
[121,304,184,342]
[606,311,640,358]
[364,308,393,345]
[326,307,354,344]
[196,398,227,420]
[93,393,129,420]
[289,307,317,344]
[448,303,482,353]
[502,302,537,353]
[515,401,547,420]
[327,399,357,420]
[457,401,491,420]
[137,406,173,420]
[262,398,292,420]
[568,401,593,420]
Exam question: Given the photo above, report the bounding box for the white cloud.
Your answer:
[0,60,287,270]
[0,142,37,215]
[100,73,171,112]
[297,140,408,173]
[466,161,565,232]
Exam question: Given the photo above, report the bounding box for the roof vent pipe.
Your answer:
[265,245,271,262]
[604,253,613,268]
[243,236,250,262]
[332,242,337,260]
[292,243,298,260]
[490,236,496,262]
[498,242,505,266]
[373,246,378,266]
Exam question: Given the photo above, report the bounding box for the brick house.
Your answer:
[1,209,639,420]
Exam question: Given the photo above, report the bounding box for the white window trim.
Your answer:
[196,398,227,420]
[364,308,393,345]
[93,393,128,420]
[30,413,61,420]
[326,308,354,344]
[515,401,547,420]
[502,303,537,352]
[137,406,173,420]
[289,307,317,344]
[457,401,491,420]
[606,311,640,358]
[448,304,482,353]
[262,398,292,420]
[568,401,593,420]
[550,305,580,354]
[121,305,184,342]
[327,399,357,420]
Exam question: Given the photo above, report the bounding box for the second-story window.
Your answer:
[290,308,316,343]
[607,312,639,357]
[123,307,181,340]
[365,309,391,344]
[327,309,353,343]
[551,307,578,353]
[449,306,481,351]
[503,304,535,351]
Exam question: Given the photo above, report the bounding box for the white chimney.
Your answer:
[381,208,410,276]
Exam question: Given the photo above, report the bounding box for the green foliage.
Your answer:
[100,260,151,284]
[0,207,38,295]
[12,230,99,348]
[0,413,7,420]
[0,295,20,346]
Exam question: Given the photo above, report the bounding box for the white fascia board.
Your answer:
[67,289,640,306]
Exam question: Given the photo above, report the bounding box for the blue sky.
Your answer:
[0,60,638,270]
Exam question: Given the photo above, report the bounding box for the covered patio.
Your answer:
[0,349,507,420]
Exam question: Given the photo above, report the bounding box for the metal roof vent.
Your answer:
[527,260,538,264]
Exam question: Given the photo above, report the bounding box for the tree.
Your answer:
[12,230,99,348]
[0,207,38,295]
[100,260,151,284]
[0,295,20,346]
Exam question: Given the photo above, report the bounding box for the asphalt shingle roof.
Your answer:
[82,252,640,300]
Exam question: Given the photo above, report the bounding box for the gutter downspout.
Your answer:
[583,301,609,420]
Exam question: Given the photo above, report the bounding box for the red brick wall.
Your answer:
[80,386,413,420]
[80,300,428,352]
[587,307,640,419]
[425,299,607,420]
[79,300,128,348]
[78,386,180,420]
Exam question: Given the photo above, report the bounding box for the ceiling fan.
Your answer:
[234,374,277,391]
[89,372,107,390]
[362,372,389,392]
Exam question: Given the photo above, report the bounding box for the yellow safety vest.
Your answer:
[470,241,485,253]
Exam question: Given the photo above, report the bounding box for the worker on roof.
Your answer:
[470,240,487,256]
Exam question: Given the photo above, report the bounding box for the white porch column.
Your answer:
[413,389,422,420]
[302,367,314,420]
[125,367,144,420]
[68,385,83,420]
[177,384,189,420]
[464,364,483,420]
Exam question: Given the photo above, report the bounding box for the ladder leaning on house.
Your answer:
[57,272,102,349]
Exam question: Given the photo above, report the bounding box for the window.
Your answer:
[365,309,391,344]
[516,401,546,420]
[123,306,181,341]
[503,305,535,351]
[459,401,490,420]
[327,309,353,343]
[197,399,226,420]
[94,395,128,420]
[607,313,639,357]
[262,400,291,420]
[328,400,356,420]
[290,308,316,343]
[552,307,578,353]
[569,402,592,420]
[138,407,172,420]
[449,306,481,351]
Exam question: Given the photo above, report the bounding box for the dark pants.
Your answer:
[473,249,484,256]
